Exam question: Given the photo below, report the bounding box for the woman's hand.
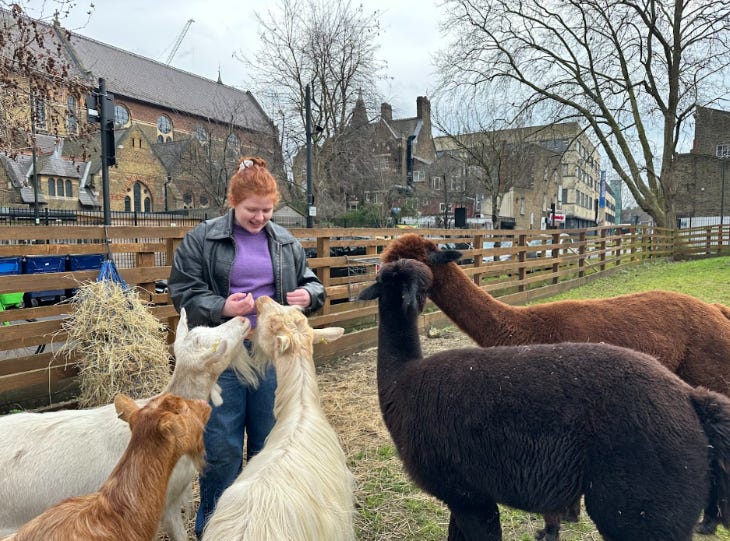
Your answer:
[222,292,255,317]
[286,288,311,308]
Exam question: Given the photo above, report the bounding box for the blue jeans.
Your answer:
[194,360,277,538]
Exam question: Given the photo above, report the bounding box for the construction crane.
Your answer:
[165,18,195,64]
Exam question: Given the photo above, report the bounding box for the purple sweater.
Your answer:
[230,225,275,327]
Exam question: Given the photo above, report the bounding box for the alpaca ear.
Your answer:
[358,282,381,301]
[314,327,345,344]
[430,250,462,265]
[114,394,139,423]
[276,335,291,354]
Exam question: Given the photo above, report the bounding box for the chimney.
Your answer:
[416,95,432,137]
[381,102,392,122]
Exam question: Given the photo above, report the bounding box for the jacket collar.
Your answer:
[205,209,295,244]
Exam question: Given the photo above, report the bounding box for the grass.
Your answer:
[331,256,730,541]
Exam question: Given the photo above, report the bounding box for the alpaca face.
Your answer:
[381,234,462,267]
[359,259,433,316]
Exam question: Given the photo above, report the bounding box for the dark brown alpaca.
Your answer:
[359,258,730,541]
[382,233,730,539]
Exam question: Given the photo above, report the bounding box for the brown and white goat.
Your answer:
[2,392,210,541]
[202,296,355,541]
[381,233,730,538]
[0,310,254,540]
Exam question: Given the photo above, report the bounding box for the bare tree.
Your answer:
[435,0,730,228]
[238,0,385,221]
[0,2,94,157]
[168,97,282,214]
[433,106,558,228]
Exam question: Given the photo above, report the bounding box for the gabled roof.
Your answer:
[61,30,275,135]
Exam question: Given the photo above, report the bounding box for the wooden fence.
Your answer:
[0,223,727,412]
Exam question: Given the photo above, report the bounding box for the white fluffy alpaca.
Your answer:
[0,310,257,541]
[202,296,355,541]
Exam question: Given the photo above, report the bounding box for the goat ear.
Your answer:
[210,383,223,407]
[358,282,381,301]
[114,394,139,423]
[430,250,462,265]
[313,327,345,344]
[276,335,291,354]
[202,340,229,367]
[176,309,189,342]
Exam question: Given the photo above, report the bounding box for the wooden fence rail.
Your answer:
[0,223,726,411]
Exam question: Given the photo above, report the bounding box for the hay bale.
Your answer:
[57,280,171,408]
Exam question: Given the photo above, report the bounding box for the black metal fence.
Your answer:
[0,207,206,227]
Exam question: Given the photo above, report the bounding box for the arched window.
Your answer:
[66,96,78,134]
[226,133,240,154]
[199,194,209,207]
[157,115,172,135]
[48,178,56,196]
[56,178,64,197]
[126,181,152,212]
[183,192,193,207]
[65,179,73,197]
[194,126,208,144]
[114,104,130,128]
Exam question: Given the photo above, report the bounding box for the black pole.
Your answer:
[29,84,39,224]
[99,78,112,226]
[305,84,314,228]
[721,158,726,227]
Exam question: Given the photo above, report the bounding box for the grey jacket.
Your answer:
[169,210,325,328]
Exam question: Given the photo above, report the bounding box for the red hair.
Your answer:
[227,156,281,207]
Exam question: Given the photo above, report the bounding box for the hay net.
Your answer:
[57,280,171,408]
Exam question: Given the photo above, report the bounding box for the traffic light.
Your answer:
[86,86,116,166]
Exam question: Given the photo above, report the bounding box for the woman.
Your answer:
[168,156,325,538]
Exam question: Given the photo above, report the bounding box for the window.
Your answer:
[226,133,240,151]
[144,197,151,212]
[183,192,193,207]
[65,179,73,197]
[561,187,569,204]
[199,194,209,206]
[56,178,64,197]
[114,104,130,128]
[412,170,425,182]
[439,202,447,212]
[432,176,442,190]
[32,95,46,130]
[124,196,131,212]
[194,126,209,144]
[66,96,78,134]
[48,178,55,196]
[157,115,172,135]
[717,144,730,158]
[450,178,462,192]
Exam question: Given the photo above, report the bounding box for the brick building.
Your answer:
[0,10,281,215]
[675,106,730,225]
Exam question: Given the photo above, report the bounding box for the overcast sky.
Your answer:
[24,0,445,120]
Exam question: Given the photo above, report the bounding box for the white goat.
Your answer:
[202,295,355,541]
[0,309,257,541]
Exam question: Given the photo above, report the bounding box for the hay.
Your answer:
[58,280,171,408]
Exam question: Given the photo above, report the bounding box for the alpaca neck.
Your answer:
[376,295,423,393]
[430,262,518,344]
[99,429,180,539]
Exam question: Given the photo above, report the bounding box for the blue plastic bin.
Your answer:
[67,254,105,296]
[0,256,24,309]
[23,255,67,307]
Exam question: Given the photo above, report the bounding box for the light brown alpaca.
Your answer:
[382,233,730,539]
[3,393,210,541]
